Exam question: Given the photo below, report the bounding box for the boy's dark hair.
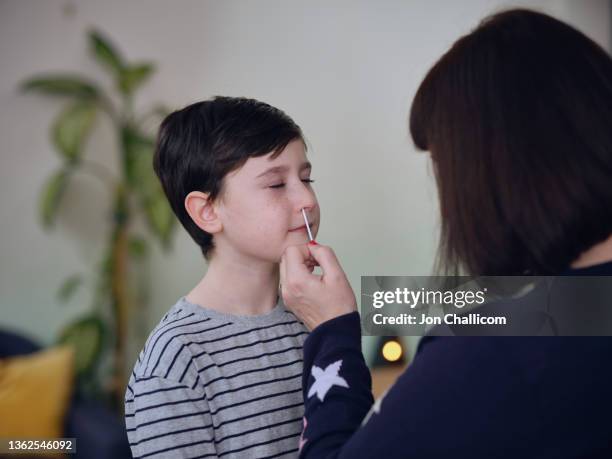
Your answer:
[410,9,612,276]
[153,96,305,259]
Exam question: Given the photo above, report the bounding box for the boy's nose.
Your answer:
[296,191,317,215]
[300,204,316,217]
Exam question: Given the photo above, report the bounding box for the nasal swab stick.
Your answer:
[301,208,314,242]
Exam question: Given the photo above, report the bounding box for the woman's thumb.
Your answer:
[307,243,343,277]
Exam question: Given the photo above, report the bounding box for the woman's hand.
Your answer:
[280,242,357,331]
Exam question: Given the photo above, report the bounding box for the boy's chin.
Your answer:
[285,233,311,247]
[246,235,312,264]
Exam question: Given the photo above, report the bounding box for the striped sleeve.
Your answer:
[125,375,218,458]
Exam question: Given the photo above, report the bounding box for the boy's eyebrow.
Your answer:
[256,161,312,178]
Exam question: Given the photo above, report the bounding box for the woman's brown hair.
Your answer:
[410,9,612,276]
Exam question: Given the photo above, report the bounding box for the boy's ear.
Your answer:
[184,191,223,234]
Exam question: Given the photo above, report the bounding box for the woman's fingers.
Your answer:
[280,242,357,330]
[280,245,315,295]
[306,243,343,278]
[283,245,314,278]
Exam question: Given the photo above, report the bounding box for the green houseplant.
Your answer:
[20,29,176,411]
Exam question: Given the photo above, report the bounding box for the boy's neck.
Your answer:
[186,252,280,317]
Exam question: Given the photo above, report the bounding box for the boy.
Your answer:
[125,97,319,458]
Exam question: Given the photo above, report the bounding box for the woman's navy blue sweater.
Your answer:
[299,261,612,458]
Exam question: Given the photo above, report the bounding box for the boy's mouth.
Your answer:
[288,221,316,232]
[288,224,307,232]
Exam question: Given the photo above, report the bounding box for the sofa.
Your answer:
[0,328,132,459]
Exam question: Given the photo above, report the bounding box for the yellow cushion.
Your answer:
[0,345,74,438]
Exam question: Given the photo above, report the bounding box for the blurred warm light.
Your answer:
[382,340,402,362]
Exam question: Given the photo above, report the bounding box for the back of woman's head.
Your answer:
[410,8,612,276]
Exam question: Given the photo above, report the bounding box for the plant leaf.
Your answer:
[20,75,100,99]
[88,29,124,75]
[57,274,83,303]
[52,101,97,163]
[121,125,155,187]
[119,62,155,95]
[120,125,176,246]
[39,169,70,228]
[145,190,175,249]
[57,316,105,376]
[128,236,149,259]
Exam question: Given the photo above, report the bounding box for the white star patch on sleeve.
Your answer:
[307,359,350,402]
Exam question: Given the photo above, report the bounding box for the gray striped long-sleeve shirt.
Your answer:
[124,295,309,458]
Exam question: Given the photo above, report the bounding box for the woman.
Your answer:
[280,9,612,458]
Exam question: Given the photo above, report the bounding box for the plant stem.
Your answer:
[110,186,131,412]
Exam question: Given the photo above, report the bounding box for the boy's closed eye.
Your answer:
[269,178,315,189]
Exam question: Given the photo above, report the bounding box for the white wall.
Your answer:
[1,0,609,363]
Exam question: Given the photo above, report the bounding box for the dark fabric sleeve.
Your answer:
[299,311,374,457]
[299,313,532,459]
